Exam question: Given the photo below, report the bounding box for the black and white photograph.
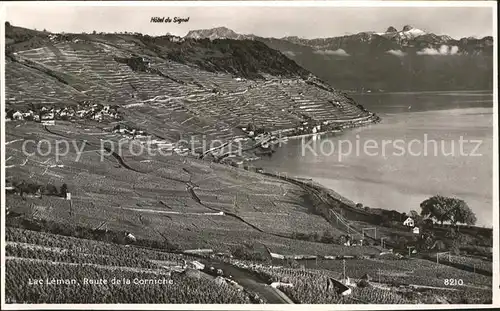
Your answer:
[1,1,497,307]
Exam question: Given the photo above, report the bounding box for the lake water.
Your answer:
[255,91,494,227]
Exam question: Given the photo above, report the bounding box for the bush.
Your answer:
[60,183,68,197]
[45,184,58,196]
[337,235,348,245]
[283,259,300,269]
[320,230,335,244]
[357,279,371,288]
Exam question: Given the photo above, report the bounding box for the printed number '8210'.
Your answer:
[444,279,464,286]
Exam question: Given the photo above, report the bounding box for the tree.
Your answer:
[321,230,335,243]
[421,232,435,250]
[420,195,452,225]
[60,183,68,197]
[337,235,348,245]
[246,122,255,131]
[420,195,476,226]
[6,109,14,119]
[409,210,423,225]
[45,184,58,196]
[397,236,409,250]
[422,218,434,228]
[355,203,363,209]
[447,198,477,226]
[311,232,320,242]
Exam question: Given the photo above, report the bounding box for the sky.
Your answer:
[5,4,495,39]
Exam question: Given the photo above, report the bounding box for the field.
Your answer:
[228,258,492,304]
[5,119,382,257]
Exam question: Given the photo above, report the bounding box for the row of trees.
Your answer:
[8,180,68,198]
[291,230,350,245]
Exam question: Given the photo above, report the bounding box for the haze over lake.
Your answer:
[255,91,494,227]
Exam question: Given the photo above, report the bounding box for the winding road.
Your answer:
[203,260,294,304]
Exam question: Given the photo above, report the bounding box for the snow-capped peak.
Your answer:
[376,25,427,39]
[184,27,252,40]
[402,27,426,37]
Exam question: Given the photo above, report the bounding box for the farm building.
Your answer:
[403,217,414,227]
[413,227,420,234]
[327,277,352,296]
[12,111,24,120]
[42,120,56,126]
[270,282,293,288]
[187,261,205,270]
[125,232,137,242]
[170,36,184,43]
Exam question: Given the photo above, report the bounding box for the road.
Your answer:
[205,261,294,304]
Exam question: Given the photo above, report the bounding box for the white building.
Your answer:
[42,120,56,126]
[403,217,414,227]
[13,111,24,120]
[42,112,55,120]
[413,227,420,234]
[188,261,205,270]
[125,232,137,242]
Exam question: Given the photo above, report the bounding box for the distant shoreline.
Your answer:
[352,89,494,96]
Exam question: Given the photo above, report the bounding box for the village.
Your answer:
[5,101,121,124]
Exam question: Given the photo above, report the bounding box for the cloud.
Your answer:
[282,51,297,57]
[386,49,406,57]
[416,45,460,55]
[450,46,459,55]
[313,49,350,56]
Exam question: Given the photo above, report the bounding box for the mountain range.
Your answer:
[186,26,493,91]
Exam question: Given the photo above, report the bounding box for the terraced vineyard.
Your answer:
[4,228,256,304]
[308,258,492,289]
[5,258,253,304]
[6,25,378,160]
[228,258,492,304]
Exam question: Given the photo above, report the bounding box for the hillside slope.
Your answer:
[5,24,378,251]
[5,24,378,163]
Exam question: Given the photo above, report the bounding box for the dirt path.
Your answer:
[206,261,294,304]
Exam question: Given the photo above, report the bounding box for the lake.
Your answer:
[255,91,494,227]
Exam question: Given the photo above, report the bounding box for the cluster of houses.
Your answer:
[6,102,121,123]
[403,216,420,234]
[112,123,148,138]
